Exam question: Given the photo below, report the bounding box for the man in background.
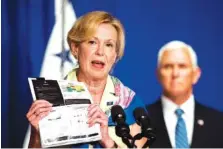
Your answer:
[147,40,223,148]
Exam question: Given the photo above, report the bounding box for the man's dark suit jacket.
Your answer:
[146,99,223,148]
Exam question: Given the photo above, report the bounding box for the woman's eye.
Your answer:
[88,40,96,45]
[106,43,113,47]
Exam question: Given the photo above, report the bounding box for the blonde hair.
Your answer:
[157,40,198,68]
[67,11,125,61]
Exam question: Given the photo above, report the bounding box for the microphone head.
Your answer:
[133,107,156,144]
[111,105,126,123]
[133,107,149,125]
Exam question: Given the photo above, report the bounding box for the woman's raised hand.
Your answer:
[26,100,53,131]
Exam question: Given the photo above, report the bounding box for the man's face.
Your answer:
[157,48,201,98]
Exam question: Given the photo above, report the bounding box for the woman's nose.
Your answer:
[95,43,104,56]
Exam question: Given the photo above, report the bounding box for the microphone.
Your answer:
[111,105,133,147]
[133,107,156,146]
[111,105,126,125]
[111,105,130,137]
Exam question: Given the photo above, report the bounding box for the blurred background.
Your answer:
[2,0,223,147]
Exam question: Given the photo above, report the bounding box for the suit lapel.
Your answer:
[148,100,172,148]
[191,102,205,148]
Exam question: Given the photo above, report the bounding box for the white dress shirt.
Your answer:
[161,94,195,148]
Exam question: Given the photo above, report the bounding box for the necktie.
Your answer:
[175,108,189,148]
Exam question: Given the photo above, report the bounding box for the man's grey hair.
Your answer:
[157,40,198,68]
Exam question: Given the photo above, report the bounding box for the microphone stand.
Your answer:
[115,124,156,148]
[142,128,156,148]
[121,134,134,148]
[131,133,142,148]
[131,130,156,148]
[115,124,134,148]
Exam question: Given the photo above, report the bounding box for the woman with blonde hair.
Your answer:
[27,11,147,148]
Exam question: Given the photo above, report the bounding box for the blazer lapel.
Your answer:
[148,100,172,148]
[190,102,205,148]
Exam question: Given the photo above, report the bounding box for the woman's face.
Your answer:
[73,23,118,80]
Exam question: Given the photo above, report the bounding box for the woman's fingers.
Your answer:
[88,117,108,127]
[27,100,52,117]
[28,109,52,122]
[27,109,52,130]
[26,100,53,130]
[87,104,100,117]
[88,104,106,119]
[87,104,108,127]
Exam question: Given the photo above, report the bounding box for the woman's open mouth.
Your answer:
[91,60,105,69]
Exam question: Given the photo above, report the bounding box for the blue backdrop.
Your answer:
[2,0,223,147]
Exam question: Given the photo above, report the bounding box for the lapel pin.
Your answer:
[197,119,204,126]
[107,101,113,106]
